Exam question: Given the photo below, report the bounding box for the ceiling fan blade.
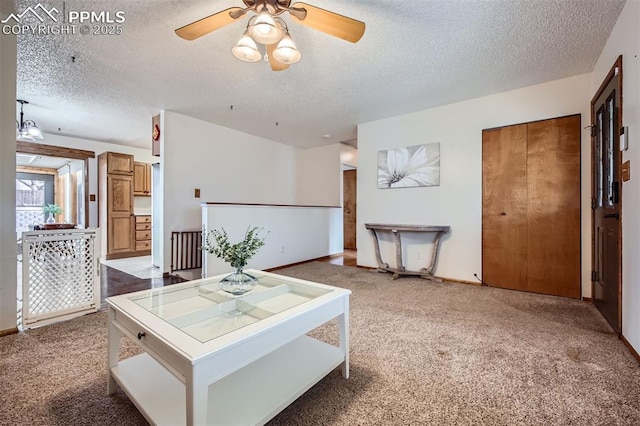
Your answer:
[266,44,290,72]
[290,3,365,43]
[175,7,246,41]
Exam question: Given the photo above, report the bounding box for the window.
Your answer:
[16,172,54,232]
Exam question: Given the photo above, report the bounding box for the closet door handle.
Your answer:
[604,213,620,219]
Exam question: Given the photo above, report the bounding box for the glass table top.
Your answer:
[128,272,331,343]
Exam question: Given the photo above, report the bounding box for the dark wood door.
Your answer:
[482,115,581,298]
[343,169,357,250]
[592,57,622,333]
[527,116,581,298]
[482,124,528,290]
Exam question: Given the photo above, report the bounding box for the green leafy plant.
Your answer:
[203,226,268,269]
[42,203,63,215]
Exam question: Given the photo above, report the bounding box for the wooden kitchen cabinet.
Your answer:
[133,162,152,196]
[99,152,135,259]
[134,215,152,253]
[107,152,134,175]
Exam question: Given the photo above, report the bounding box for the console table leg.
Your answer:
[368,229,389,271]
[393,230,405,273]
[426,231,445,275]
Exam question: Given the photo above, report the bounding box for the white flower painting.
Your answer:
[378,143,440,189]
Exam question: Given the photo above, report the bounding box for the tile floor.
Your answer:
[100,255,164,279]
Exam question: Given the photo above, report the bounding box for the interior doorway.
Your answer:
[591,55,623,334]
[16,155,85,231]
[16,141,94,227]
[343,169,357,250]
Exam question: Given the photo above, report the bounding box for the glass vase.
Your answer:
[219,268,258,295]
[46,212,55,224]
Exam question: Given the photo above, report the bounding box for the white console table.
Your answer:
[364,223,451,281]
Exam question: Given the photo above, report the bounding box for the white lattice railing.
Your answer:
[21,228,100,329]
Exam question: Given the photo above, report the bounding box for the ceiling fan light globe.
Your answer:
[273,34,301,64]
[232,33,262,62]
[249,12,282,44]
[232,45,262,62]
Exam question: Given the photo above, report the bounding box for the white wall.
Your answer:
[160,111,299,273]
[296,144,342,206]
[160,112,346,273]
[33,133,155,228]
[591,0,640,352]
[295,143,343,251]
[202,205,342,276]
[0,0,17,333]
[357,74,592,292]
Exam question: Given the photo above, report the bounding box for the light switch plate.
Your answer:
[621,126,628,151]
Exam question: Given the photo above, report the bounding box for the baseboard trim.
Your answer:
[435,276,482,286]
[354,267,481,286]
[0,327,18,337]
[582,297,593,302]
[356,264,376,270]
[621,334,640,364]
[265,256,335,272]
[270,260,478,288]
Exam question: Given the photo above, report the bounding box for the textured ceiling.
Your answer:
[14,0,625,149]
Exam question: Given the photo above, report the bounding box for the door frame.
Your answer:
[16,141,95,227]
[590,55,623,332]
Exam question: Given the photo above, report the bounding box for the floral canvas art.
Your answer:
[378,143,440,188]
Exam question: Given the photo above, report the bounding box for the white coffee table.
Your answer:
[106,269,351,426]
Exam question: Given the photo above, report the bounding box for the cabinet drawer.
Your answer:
[136,222,151,231]
[136,240,151,251]
[135,215,151,223]
[136,230,151,241]
[113,310,187,379]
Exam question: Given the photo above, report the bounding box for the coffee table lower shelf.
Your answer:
[111,335,344,426]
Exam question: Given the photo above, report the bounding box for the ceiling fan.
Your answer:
[175,0,366,71]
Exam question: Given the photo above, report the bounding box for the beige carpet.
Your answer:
[1,262,639,425]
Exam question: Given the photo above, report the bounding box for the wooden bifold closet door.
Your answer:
[482,115,581,298]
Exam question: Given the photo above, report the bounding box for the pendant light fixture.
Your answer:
[16,100,44,142]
